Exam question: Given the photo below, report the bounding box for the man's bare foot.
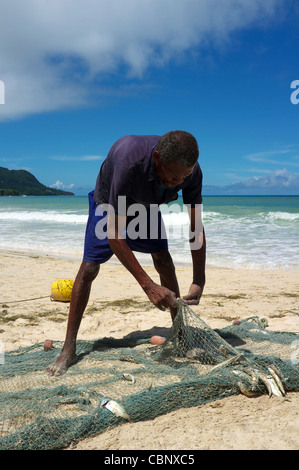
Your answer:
[46,351,77,377]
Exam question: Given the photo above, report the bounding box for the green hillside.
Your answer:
[0,167,74,196]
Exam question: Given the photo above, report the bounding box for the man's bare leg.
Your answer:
[46,261,100,376]
[151,250,180,321]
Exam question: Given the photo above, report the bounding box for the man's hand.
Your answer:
[143,280,177,311]
[182,283,204,305]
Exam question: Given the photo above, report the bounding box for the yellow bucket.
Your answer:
[50,279,74,302]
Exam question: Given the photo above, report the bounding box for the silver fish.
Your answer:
[233,369,261,398]
[253,369,283,398]
[267,375,284,397]
[122,373,136,384]
[268,366,286,396]
[237,381,261,398]
[253,369,273,397]
[269,363,292,391]
[100,398,130,421]
[246,368,260,387]
[248,328,268,335]
[232,369,253,381]
[268,363,283,379]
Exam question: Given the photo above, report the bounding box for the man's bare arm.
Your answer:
[183,205,206,305]
[107,212,177,311]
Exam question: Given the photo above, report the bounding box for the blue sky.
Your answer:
[0,0,299,195]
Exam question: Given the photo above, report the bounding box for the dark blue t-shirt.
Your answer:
[94,135,202,215]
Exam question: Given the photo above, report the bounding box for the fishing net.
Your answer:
[1,300,299,450]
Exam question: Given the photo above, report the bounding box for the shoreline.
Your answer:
[0,247,298,271]
[0,249,298,352]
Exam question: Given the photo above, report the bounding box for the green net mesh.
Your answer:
[1,300,299,450]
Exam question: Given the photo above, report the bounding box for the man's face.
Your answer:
[153,151,194,188]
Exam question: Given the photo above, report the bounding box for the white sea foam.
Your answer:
[264,211,299,222]
[0,211,88,224]
[0,197,298,269]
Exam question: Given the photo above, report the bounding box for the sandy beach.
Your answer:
[0,249,299,450]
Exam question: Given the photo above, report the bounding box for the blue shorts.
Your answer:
[83,191,168,264]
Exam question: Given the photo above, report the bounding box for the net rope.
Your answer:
[1,300,298,450]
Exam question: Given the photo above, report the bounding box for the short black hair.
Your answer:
[157,131,199,167]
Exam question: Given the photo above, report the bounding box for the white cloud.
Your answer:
[204,168,299,194]
[228,168,299,193]
[0,0,282,120]
[244,149,292,164]
[51,180,75,190]
[243,169,299,188]
[244,147,299,167]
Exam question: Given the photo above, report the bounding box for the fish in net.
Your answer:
[0,300,298,450]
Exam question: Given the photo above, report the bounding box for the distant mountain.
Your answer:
[0,167,74,196]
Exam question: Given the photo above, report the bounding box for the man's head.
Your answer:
[153,130,199,188]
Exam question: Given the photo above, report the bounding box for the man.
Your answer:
[46,131,206,376]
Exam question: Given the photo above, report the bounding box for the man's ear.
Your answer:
[153,150,160,166]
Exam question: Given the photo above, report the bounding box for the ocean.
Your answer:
[0,195,298,270]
